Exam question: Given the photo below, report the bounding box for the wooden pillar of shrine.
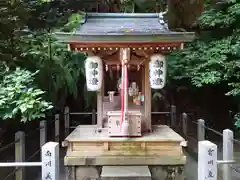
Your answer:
[144,58,151,132]
[97,79,104,129]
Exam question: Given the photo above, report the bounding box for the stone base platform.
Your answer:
[63,125,186,180]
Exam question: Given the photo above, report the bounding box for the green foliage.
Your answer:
[168,0,240,127]
[0,0,93,112]
[0,68,53,122]
[20,32,87,108]
[60,13,85,32]
[168,36,240,90]
[234,112,240,129]
[168,0,240,93]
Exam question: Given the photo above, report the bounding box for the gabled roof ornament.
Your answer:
[159,5,168,30]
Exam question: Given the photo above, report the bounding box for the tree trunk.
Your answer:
[167,0,204,30]
[110,0,121,12]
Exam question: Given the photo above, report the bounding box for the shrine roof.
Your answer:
[56,13,195,44]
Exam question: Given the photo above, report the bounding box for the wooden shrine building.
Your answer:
[56,13,195,180]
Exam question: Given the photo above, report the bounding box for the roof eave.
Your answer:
[55,32,195,44]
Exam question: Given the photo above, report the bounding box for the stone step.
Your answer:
[101,166,151,180]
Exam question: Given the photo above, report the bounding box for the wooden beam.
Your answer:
[144,59,151,132]
[141,65,145,95]
[70,42,183,49]
[74,46,174,57]
[134,49,154,57]
[80,49,118,57]
[97,74,104,129]
[103,52,144,65]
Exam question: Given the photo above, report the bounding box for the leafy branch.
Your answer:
[168,0,240,128]
[0,68,53,122]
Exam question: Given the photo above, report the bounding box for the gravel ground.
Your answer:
[185,151,198,180]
